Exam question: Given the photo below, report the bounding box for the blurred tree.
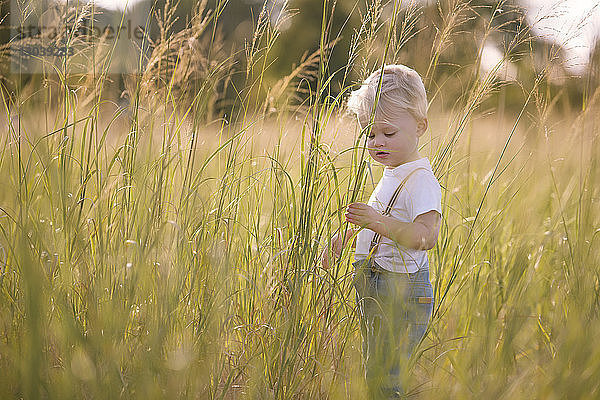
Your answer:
[0,0,9,86]
[268,0,360,86]
[586,38,600,100]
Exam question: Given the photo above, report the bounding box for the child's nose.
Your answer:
[372,136,385,146]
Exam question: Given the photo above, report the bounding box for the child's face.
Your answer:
[363,110,427,168]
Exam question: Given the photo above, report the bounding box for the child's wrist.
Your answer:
[367,214,385,231]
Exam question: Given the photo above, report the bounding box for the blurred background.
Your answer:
[2,0,599,116]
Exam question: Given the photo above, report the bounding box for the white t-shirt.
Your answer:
[354,157,442,273]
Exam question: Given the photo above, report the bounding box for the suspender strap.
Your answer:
[368,167,427,255]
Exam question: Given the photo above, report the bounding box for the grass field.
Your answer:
[1,0,599,398]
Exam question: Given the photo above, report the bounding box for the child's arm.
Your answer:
[320,226,360,269]
[345,203,440,250]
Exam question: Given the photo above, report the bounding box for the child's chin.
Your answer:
[370,157,387,165]
[372,155,394,166]
[373,160,396,168]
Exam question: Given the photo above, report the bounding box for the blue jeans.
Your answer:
[353,259,434,399]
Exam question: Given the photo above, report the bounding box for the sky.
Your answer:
[76,0,144,11]
[523,0,600,72]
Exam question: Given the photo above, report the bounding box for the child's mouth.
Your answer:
[375,151,389,157]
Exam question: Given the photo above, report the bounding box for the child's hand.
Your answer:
[345,203,381,229]
[321,249,331,269]
[321,241,341,269]
[321,227,357,269]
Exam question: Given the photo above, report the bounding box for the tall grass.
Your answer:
[0,0,599,398]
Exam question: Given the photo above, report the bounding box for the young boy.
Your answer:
[323,65,442,398]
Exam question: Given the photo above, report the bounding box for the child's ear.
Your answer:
[416,118,428,137]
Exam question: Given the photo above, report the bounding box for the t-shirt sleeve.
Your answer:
[405,171,442,222]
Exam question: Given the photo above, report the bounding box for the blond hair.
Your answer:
[347,64,428,126]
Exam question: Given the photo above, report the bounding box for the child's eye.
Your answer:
[367,132,394,139]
